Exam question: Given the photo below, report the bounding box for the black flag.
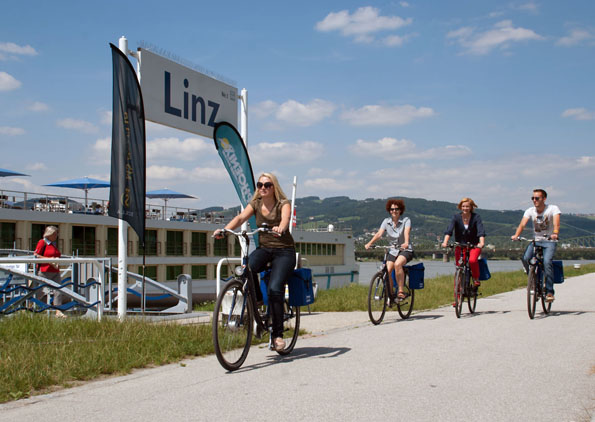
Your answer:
[108,43,146,244]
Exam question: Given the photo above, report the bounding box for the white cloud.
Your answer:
[316,6,412,44]
[189,166,228,181]
[341,104,435,126]
[399,2,410,7]
[0,42,38,56]
[253,99,336,127]
[0,71,21,91]
[383,35,405,47]
[100,110,112,125]
[26,162,47,171]
[304,177,364,192]
[0,126,25,135]
[146,165,187,180]
[447,20,544,55]
[91,137,111,164]
[146,165,227,183]
[147,137,213,161]
[251,141,324,163]
[57,118,98,133]
[350,137,471,160]
[556,29,594,47]
[561,108,595,120]
[576,156,595,168]
[28,101,49,112]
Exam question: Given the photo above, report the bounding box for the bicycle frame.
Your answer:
[448,241,479,317]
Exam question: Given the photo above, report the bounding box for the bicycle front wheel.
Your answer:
[368,271,387,325]
[397,273,414,319]
[540,274,552,314]
[527,267,537,319]
[468,278,478,314]
[276,299,300,355]
[212,279,254,371]
[454,268,464,318]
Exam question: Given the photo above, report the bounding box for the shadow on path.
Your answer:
[234,346,351,373]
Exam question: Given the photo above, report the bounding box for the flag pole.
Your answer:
[290,176,297,234]
[239,88,249,246]
[117,36,129,321]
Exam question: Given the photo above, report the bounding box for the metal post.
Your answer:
[117,36,129,321]
[239,88,249,241]
[290,176,297,234]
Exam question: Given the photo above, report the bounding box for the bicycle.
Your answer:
[515,237,553,319]
[447,242,480,318]
[212,227,300,371]
[367,246,415,324]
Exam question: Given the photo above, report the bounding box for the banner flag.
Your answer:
[108,43,146,244]
[213,122,257,233]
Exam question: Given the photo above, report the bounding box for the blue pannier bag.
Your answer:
[553,260,564,284]
[404,263,425,289]
[537,260,564,284]
[478,258,491,281]
[289,268,315,307]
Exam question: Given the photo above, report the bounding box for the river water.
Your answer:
[357,259,595,285]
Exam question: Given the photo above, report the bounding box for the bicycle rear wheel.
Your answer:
[275,299,300,355]
[368,271,387,325]
[467,270,477,314]
[212,279,254,371]
[540,274,552,314]
[397,273,414,319]
[527,267,537,319]
[454,268,464,318]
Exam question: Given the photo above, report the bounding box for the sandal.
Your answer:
[397,292,407,301]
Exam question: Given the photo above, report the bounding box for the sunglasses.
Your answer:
[257,182,274,189]
[531,196,543,201]
[389,208,400,212]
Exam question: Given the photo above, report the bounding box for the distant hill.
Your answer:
[207,196,595,249]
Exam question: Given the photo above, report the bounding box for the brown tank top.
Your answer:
[249,198,295,249]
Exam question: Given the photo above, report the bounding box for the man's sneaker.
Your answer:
[545,293,555,302]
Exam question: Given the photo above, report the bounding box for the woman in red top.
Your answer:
[34,225,65,317]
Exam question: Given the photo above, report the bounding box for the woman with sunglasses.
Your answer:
[365,198,413,304]
[215,172,295,352]
[441,197,486,287]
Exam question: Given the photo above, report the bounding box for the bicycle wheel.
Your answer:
[527,266,537,319]
[454,268,464,318]
[368,271,387,325]
[212,279,254,371]
[275,299,300,356]
[467,271,477,314]
[540,271,552,314]
[397,273,414,319]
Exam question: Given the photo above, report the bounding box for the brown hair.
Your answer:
[533,189,547,198]
[385,198,406,214]
[457,197,478,211]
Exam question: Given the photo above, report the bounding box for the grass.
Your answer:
[1,263,593,403]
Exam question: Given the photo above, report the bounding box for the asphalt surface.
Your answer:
[1,273,594,422]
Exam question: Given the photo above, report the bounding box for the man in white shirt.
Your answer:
[511,189,561,302]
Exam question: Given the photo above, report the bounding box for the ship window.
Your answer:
[214,237,228,256]
[0,223,15,249]
[166,231,183,256]
[191,232,207,256]
[139,230,157,255]
[166,265,183,281]
[142,265,157,280]
[191,265,207,279]
[107,227,118,255]
[72,225,95,256]
[30,223,45,250]
[331,244,336,255]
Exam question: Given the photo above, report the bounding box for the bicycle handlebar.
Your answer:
[213,226,281,238]
[445,241,477,249]
[512,236,557,242]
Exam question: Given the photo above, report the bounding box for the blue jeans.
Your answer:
[249,247,296,338]
[523,241,557,295]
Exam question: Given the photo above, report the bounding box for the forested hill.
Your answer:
[208,196,595,248]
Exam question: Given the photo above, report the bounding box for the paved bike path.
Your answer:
[1,274,594,421]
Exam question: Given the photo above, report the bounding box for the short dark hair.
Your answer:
[533,189,547,198]
[385,198,406,214]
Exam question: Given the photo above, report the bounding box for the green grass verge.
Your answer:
[1,263,593,403]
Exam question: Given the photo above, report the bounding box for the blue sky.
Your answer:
[1,1,594,214]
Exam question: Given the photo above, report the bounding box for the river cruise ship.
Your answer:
[0,189,359,305]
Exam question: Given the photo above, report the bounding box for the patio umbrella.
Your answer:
[146,188,195,220]
[45,176,110,209]
[0,168,29,178]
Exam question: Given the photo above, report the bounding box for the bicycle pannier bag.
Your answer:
[288,268,315,307]
[478,258,491,281]
[553,260,564,284]
[404,263,425,289]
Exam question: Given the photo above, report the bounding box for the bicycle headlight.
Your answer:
[234,265,245,276]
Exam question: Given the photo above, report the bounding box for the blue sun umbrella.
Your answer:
[0,168,29,178]
[45,176,110,209]
[146,188,195,219]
